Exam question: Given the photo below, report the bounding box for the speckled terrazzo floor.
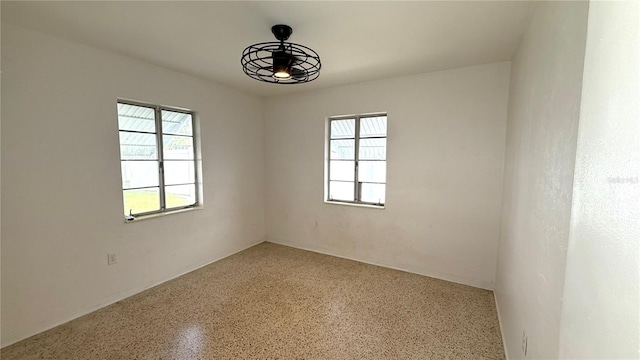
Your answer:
[2,242,505,359]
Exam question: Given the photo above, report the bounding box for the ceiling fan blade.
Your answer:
[290,68,307,80]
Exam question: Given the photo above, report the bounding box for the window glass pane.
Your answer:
[163,135,194,160]
[360,183,386,204]
[123,188,160,215]
[164,161,195,185]
[121,161,159,189]
[329,160,354,181]
[330,119,355,139]
[330,139,355,159]
[359,138,386,160]
[117,103,156,132]
[358,161,386,183]
[119,132,158,160]
[162,110,193,136]
[165,184,196,208]
[329,181,354,201]
[360,116,387,137]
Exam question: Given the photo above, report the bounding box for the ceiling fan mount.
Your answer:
[271,24,292,42]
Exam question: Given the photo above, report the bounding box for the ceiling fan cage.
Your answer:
[241,25,321,84]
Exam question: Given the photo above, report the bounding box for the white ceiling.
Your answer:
[2,1,536,97]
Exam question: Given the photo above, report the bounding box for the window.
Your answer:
[117,100,199,219]
[326,114,387,206]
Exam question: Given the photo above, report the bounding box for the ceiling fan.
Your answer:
[241,24,321,84]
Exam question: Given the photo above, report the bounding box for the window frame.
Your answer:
[117,99,200,219]
[326,113,387,207]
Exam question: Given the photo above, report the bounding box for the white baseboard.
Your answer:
[2,238,265,348]
[494,291,509,359]
[267,237,494,291]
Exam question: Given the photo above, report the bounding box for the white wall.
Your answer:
[559,1,640,358]
[1,24,265,346]
[494,2,589,359]
[264,62,511,290]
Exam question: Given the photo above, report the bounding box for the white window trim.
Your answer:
[325,113,387,208]
[118,99,201,221]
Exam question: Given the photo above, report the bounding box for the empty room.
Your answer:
[1,1,638,359]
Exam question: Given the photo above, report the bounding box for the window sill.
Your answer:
[123,206,204,223]
[324,200,385,210]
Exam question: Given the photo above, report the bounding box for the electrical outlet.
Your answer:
[522,331,528,357]
[108,253,117,265]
